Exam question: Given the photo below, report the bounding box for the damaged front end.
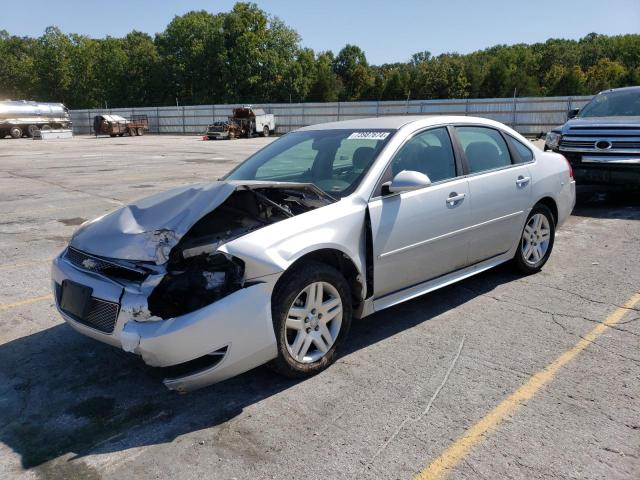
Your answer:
[54,181,334,390]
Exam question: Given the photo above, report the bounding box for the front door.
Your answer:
[368,126,472,298]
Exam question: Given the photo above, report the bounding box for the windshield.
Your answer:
[579,89,640,117]
[224,129,395,197]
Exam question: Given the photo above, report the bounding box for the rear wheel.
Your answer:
[40,124,51,131]
[137,127,144,136]
[9,126,23,139]
[269,261,352,378]
[130,128,137,137]
[513,204,555,274]
[27,125,39,137]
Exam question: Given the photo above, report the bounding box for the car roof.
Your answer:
[297,115,509,131]
[599,85,640,94]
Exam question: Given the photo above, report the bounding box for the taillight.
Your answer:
[562,155,573,179]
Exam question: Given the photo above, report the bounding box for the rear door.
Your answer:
[452,126,532,264]
[368,126,472,297]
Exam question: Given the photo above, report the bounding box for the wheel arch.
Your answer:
[534,196,558,225]
[274,248,365,312]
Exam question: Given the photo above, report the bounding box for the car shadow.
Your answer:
[0,265,519,471]
[573,188,640,220]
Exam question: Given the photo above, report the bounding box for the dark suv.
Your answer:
[545,86,640,189]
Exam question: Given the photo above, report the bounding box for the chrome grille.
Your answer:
[559,139,594,149]
[55,282,120,333]
[559,136,640,153]
[612,140,640,149]
[65,247,146,281]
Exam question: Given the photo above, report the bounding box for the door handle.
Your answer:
[446,192,466,206]
[516,176,531,187]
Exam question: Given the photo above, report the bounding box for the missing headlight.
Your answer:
[148,253,244,319]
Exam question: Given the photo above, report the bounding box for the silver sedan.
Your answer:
[51,116,576,392]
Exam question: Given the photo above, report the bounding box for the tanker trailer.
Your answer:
[0,100,72,139]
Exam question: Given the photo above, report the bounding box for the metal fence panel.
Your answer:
[70,95,594,137]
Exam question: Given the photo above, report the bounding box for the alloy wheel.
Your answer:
[285,281,343,363]
[521,213,551,265]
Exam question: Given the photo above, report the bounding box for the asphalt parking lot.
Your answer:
[1,134,639,480]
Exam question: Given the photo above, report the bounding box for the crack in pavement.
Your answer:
[520,280,640,313]
[6,170,124,206]
[361,336,466,476]
[458,285,640,337]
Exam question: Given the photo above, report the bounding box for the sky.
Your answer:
[1,0,639,64]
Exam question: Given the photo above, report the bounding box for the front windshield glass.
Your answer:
[224,129,395,197]
[579,89,640,117]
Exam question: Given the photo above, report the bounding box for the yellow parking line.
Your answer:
[0,294,53,311]
[416,290,640,480]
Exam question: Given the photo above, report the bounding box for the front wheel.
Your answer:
[513,204,555,274]
[262,126,270,137]
[269,262,352,378]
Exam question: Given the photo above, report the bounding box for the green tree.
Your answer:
[333,44,372,100]
[585,58,627,92]
[36,27,73,103]
[309,51,339,102]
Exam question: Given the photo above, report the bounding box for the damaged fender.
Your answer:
[220,196,370,300]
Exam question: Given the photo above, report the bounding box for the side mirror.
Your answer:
[383,170,432,194]
[567,108,580,119]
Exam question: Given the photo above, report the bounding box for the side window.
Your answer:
[455,126,512,174]
[508,136,534,163]
[389,127,457,183]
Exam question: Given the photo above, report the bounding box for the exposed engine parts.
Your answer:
[143,185,333,319]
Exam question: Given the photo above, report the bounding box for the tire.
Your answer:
[262,126,270,137]
[513,204,555,274]
[137,127,144,136]
[27,125,39,137]
[130,128,136,137]
[110,134,117,137]
[9,126,23,139]
[268,261,352,378]
[40,124,51,130]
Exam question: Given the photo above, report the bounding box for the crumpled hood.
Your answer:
[70,182,237,264]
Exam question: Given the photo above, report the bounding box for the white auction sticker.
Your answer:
[347,132,390,140]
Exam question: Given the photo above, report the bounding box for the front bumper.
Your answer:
[557,151,640,188]
[51,251,279,392]
[206,132,229,139]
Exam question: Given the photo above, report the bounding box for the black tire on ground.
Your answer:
[268,261,352,378]
[9,126,23,139]
[40,124,51,130]
[137,127,144,136]
[129,128,136,137]
[512,203,556,275]
[27,125,39,137]
[263,126,270,137]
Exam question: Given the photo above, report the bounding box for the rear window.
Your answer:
[508,136,534,163]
